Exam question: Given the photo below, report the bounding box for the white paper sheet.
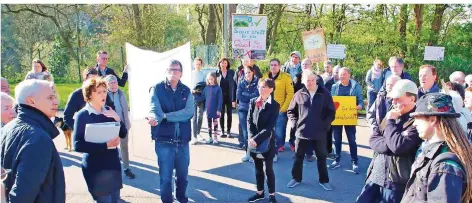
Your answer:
[84,122,120,143]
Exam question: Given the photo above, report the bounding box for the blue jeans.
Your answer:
[155,142,190,203]
[332,125,358,164]
[275,112,288,150]
[356,181,404,203]
[367,90,378,110]
[93,190,120,203]
[238,110,249,147]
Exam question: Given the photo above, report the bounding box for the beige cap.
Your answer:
[387,79,418,99]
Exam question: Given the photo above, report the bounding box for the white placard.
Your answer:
[232,15,267,60]
[126,42,192,120]
[424,46,445,61]
[327,44,346,59]
[85,122,120,143]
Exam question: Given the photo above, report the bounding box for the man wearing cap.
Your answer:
[357,79,422,203]
[281,51,302,82]
[321,60,333,83]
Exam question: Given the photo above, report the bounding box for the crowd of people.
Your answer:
[0,49,471,203]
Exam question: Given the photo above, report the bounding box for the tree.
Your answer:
[267,4,285,56]
[429,4,447,45]
[205,4,217,45]
[398,4,408,57]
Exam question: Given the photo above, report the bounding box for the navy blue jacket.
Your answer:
[418,83,441,99]
[149,80,194,143]
[247,97,280,158]
[325,77,337,94]
[64,88,115,129]
[96,65,128,87]
[215,69,237,102]
[1,104,65,203]
[367,90,392,134]
[379,68,414,92]
[236,77,259,112]
[368,108,422,189]
[73,105,127,197]
[202,85,223,118]
[287,86,336,140]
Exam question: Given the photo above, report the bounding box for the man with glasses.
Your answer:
[96,50,129,87]
[380,57,413,92]
[147,60,194,203]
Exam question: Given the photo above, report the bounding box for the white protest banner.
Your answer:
[302,28,328,63]
[232,14,267,60]
[327,44,346,59]
[424,46,445,61]
[126,42,192,120]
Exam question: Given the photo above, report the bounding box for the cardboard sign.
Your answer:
[327,44,346,59]
[424,46,445,61]
[332,96,358,126]
[302,28,328,63]
[232,14,267,60]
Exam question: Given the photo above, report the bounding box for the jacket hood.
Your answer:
[17,104,60,139]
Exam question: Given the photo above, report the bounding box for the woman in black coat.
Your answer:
[247,78,280,203]
[215,58,236,137]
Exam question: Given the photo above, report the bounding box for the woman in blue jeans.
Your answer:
[73,78,127,203]
[236,66,259,162]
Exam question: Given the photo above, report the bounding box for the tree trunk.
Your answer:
[330,4,336,43]
[398,4,408,57]
[258,4,264,14]
[267,4,284,56]
[195,5,206,43]
[205,4,217,45]
[428,4,447,46]
[413,4,424,39]
[132,4,144,46]
[228,4,238,43]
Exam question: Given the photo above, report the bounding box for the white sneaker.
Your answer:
[241,154,250,162]
[197,134,205,141]
[190,139,198,145]
[213,139,219,144]
[273,155,278,162]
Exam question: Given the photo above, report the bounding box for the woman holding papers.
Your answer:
[73,77,127,203]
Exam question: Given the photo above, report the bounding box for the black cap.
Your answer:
[410,92,460,118]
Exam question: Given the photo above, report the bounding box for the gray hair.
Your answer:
[301,70,317,85]
[301,58,312,65]
[388,56,404,66]
[386,75,401,83]
[0,92,14,103]
[340,67,351,74]
[104,75,118,84]
[15,79,53,105]
[449,71,465,82]
[324,60,332,67]
[333,65,341,72]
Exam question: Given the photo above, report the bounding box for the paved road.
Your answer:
[56,113,373,203]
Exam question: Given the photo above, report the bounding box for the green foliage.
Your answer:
[48,36,71,81]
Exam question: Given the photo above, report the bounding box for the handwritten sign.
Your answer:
[332,96,358,126]
[327,44,346,59]
[424,46,445,61]
[232,14,267,60]
[302,28,328,63]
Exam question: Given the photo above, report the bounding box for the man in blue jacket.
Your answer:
[357,79,422,203]
[147,60,195,203]
[379,57,413,92]
[329,67,364,174]
[63,67,115,129]
[0,79,65,203]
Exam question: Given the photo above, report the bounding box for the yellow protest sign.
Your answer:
[332,96,358,126]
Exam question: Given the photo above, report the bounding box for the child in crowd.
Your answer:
[202,72,223,144]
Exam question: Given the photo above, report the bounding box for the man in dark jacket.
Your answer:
[64,67,115,129]
[367,75,401,133]
[357,79,422,203]
[0,79,65,202]
[148,60,194,203]
[418,64,440,98]
[96,50,128,87]
[287,72,336,191]
[379,57,414,92]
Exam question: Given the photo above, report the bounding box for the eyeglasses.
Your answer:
[101,57,109,60]
[167,68,182,72]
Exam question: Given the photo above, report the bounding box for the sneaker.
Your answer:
[249,157,254,163]
[213,139,219,144]
[306,155,316,162]
[289,144,295,151]
[190,139,198,145]
[319,183,333,191]
[352,163,360,174]
[287,179,300,188]
[241,154,250,162]
[277,146,284,152]
[273,155,278,162]
[220,134,228,138]
[124,169,136,179]
[227,131,232,138]
[206,138,213,144]
[248,192,264,202]
[327,153,336,160]
[238,143,245,149]
[329,161,340,169]
[269,194,277,203]
[197,134,205,141]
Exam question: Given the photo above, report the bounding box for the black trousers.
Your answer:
[250,142,276,194]
[220,98,232,134]
[291,138,329,183]
[327,126,333,153]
